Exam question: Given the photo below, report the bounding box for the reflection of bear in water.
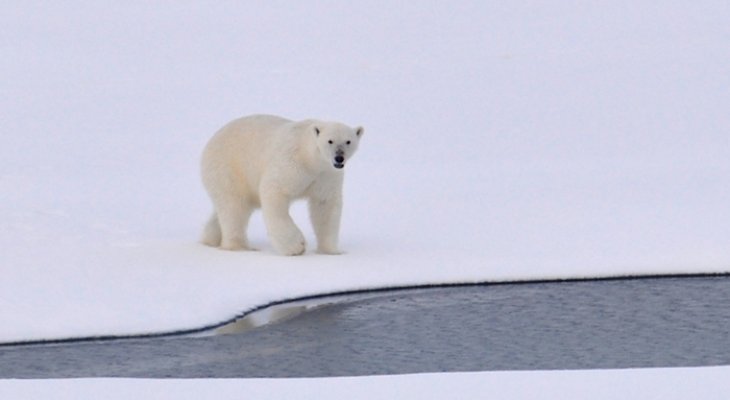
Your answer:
[200,114,364,256]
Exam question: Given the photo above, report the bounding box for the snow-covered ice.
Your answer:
[1,0,728,356]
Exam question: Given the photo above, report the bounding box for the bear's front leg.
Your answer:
[261,189,306,256]
[309,192,343,255]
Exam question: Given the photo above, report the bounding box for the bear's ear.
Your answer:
[314,126,321,136]
[355,126,364,137]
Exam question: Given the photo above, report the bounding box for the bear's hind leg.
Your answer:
[215,196,255,251]
[201,212,222,247]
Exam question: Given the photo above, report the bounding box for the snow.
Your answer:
[1,0,729,353]
[3,367,730,399]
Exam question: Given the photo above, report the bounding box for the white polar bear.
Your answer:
[200,114,363,256]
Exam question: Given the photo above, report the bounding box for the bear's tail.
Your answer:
[200,213,222,247]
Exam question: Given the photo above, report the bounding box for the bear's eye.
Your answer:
[346,141,351,145]
[328,140,333,145]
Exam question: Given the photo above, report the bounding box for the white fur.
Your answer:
[200,114,363,256]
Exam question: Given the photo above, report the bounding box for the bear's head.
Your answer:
[313,122,364,170]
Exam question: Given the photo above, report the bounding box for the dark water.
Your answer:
[2,276,730,378]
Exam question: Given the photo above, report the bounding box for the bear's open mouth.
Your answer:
[334,162,345,169]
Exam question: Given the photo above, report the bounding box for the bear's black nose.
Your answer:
[335,155,345,163]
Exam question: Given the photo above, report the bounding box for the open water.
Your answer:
[2,275,730,378]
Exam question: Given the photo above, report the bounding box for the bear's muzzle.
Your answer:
[334,152,345,169]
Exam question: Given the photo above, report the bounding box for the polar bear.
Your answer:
[200,114,363,256]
